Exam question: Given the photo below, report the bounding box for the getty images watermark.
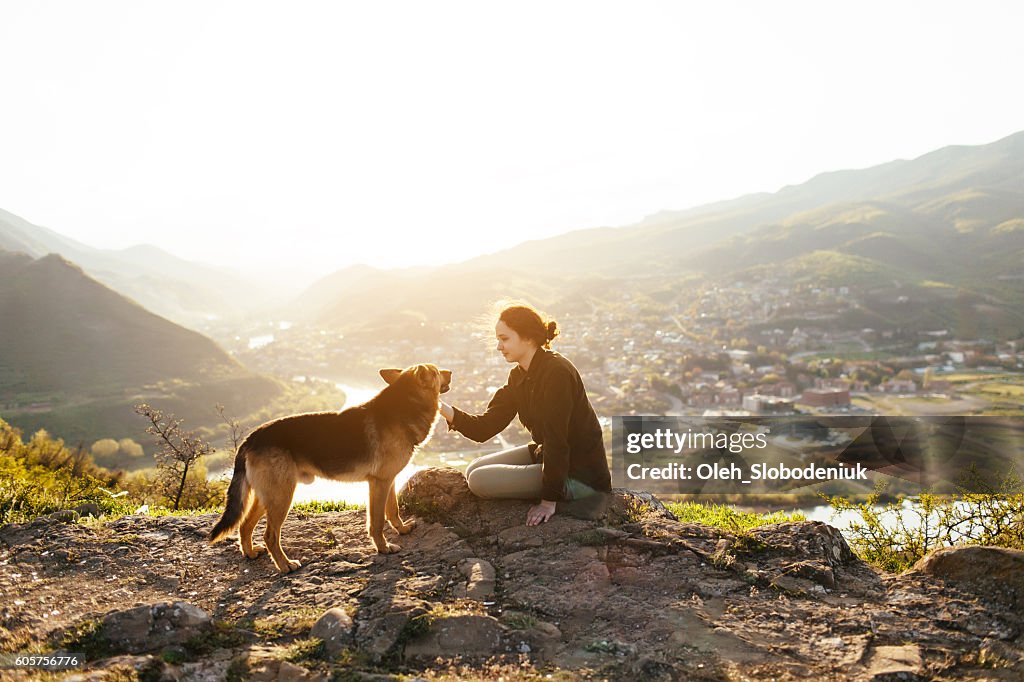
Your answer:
[612,415,1024,495]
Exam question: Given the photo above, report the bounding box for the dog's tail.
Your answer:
[208,446,250,543]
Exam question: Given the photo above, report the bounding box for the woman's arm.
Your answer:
[445,383,518,443]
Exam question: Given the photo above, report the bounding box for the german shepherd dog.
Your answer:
[209,364,451,573]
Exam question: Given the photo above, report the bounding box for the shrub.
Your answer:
[0,419,122,524]
[824,472,1024,572]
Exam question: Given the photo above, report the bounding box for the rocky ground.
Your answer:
[2,468,1024,681]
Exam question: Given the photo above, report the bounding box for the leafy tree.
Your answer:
[135,403,217,510]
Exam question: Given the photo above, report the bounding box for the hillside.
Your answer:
[0,208,280,329]
[0,251,282,445]
[293,130,1024,339]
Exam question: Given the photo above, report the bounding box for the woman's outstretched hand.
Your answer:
[526,500,556,526]
[439,401,454,424]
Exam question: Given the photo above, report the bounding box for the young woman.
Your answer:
[439,303,611,526]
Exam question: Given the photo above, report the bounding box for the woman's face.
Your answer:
[495,320,535,365]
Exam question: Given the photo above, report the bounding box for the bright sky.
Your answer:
[1,1,1022,276]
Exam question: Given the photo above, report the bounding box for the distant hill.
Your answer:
[462,130,1024,276]
[293,262,577,334]
[293,130,1024,339]
[0,251,283,446]
[0,208,283,329]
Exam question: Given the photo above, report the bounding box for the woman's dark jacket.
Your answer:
[450,348,611,501]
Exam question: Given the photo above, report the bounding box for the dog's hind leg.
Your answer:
[263,480,301,573]
[367,476,400,554]
[238,497,267,559]
[385,479,415,535]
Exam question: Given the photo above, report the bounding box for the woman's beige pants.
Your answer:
[464,445,597,500]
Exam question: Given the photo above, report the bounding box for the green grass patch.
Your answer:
[400,496,445,523]
[280,637,325,665]
[243,608,322,640]
[501,612,538,630]
[60,618,112,661]
[665,501,805,533]
[975,382,1024,398]
[143,506,222,517]
[184,620,250,657]
[292,500,363,513]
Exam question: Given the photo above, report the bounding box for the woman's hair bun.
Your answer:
[496,302,559,348]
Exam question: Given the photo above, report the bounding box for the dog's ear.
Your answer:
[379,368,403,385]
[440,369,452,394]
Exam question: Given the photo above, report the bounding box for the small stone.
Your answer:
[310,608,354,656]
[277,660,309,681]
[73,503,101,518]
[457,559,496,600]
[533,621,562,639]
[865,644,922,680]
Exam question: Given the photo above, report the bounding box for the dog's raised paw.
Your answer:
[393,519,417,535]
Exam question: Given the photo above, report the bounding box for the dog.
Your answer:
[209,363,451,573]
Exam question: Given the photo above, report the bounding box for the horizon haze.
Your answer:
[2,2,1024,277]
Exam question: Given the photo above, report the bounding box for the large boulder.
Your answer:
[909,545,1024,610]
[739,521,863,595]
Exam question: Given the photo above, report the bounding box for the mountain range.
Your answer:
[290,130,1024,337]
[0,208,284,329]
[2,129,1023,446]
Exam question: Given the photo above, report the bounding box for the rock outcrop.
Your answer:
[1,467,1022,680]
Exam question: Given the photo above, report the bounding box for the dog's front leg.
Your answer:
[367,476,400,554]
[385,479,416,535]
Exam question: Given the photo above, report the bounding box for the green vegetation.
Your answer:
[184,621,250,657]
[665,501,806,532]
[60,618,112,661]
[280,638,325,665]
[0,416,229,524]
[292,500,363,513]
[824,474,1024,572]
[242,608,323,640]
[501,612,538,630]
[0,419,132,524]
